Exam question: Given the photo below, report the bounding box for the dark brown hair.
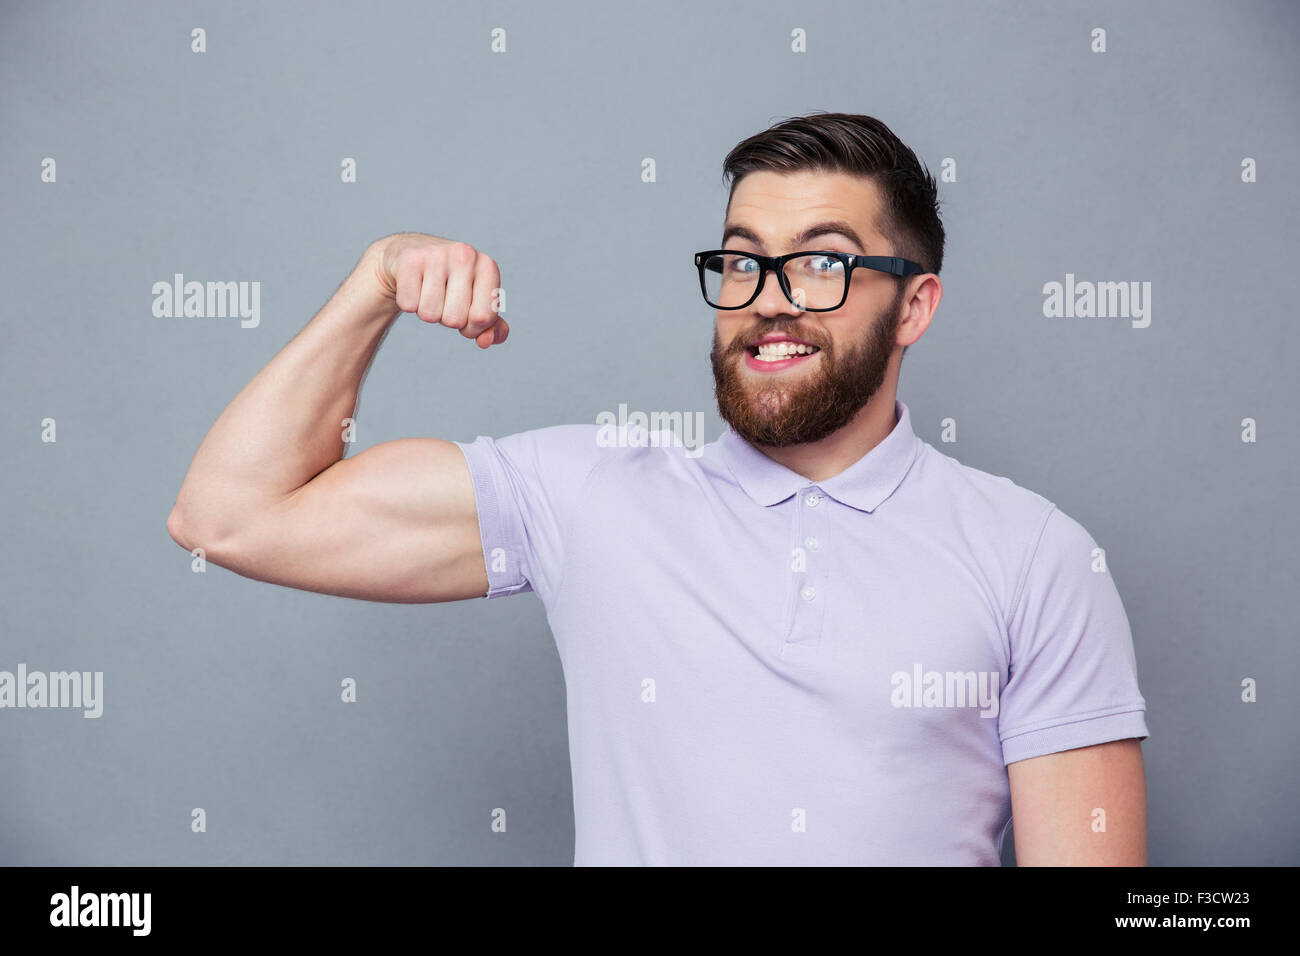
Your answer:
[722,112,945,279]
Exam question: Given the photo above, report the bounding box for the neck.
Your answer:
[754,385,900,483]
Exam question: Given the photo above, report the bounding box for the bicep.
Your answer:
[210,437,488,603]
[1007,738,1148,865]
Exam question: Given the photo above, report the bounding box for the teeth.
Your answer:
[754,341,819,361]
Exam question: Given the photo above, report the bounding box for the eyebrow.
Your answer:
[720,219,868,253]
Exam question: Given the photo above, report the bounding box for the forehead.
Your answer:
[724,169,884,249]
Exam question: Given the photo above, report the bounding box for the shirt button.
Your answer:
[805,492,822,507]
[800,585,816,602]
[805,536,820,551]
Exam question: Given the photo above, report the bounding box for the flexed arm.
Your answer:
[166,233,509,603]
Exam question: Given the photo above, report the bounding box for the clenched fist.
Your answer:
[370,232,510,349]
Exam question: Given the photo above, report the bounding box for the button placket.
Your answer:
[782,487,830,661]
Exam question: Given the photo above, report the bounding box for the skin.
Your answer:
[167,172,1147,864]
[1008,739,1148,865]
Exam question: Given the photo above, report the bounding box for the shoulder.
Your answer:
[908,440,1090,620]
[911,438,1057,536]
[458,420,705,487]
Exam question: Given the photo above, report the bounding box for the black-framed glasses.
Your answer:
[694,249,925,312]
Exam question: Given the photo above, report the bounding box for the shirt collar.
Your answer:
[717,399,921,513]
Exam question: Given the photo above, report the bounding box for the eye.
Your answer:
[808,255,844,273]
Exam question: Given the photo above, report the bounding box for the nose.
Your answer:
[751,265,805,319]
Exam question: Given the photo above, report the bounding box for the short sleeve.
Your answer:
[998,505,1149,765]
[453,424,607,604]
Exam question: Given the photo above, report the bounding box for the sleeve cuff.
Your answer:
[1001,707,1149,765]
[454,438,532,599]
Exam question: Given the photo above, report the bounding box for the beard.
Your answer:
[710,283,904,448]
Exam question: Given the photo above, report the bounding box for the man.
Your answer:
[168,112,1149,866]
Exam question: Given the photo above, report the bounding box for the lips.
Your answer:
[734,330,825,372]
[743,341,821,372]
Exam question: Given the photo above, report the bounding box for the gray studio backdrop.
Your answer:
[1,0,1296,866]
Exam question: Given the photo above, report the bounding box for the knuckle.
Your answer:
[446,241,476,265]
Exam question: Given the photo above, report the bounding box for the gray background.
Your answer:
[1,0,1296,865]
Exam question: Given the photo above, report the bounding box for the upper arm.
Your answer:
[1007,737,1147,865]
[174,437,489,604]
[997,504,1151,863]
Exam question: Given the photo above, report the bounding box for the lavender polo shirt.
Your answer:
[454,399,1149,865]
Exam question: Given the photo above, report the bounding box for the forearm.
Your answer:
[168,241,399,546]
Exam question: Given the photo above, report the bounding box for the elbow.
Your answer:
[166,503,239,560]
[167,505,197,552]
